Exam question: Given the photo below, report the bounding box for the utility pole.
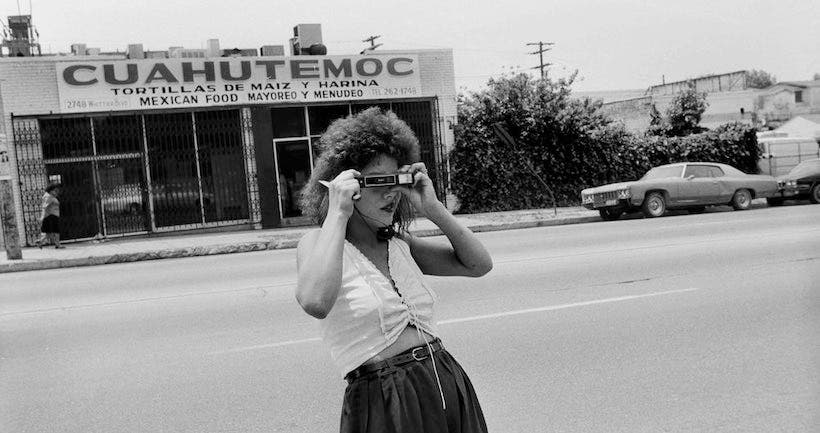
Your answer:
[526,41,554,79]
[361,35,382,54]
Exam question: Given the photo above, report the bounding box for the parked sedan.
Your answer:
[581,162,779,220]
[767,158,820,205]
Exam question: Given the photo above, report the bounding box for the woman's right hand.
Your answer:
[324,169,361,219]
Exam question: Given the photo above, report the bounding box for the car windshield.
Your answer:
[787,160,820,177]
[641,166,683,180]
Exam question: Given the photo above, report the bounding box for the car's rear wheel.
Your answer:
[810,184,820,204]
[599,208,623,221]
[688,206,705,214]
[766,197,784,206]
[731,189,752,210]
[642,192,666,218]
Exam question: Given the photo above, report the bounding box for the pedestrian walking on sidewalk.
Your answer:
[295,108,493,433]
[36,183,64,249]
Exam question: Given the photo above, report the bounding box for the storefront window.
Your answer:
[275,139,311,218]
[195,110,249,222]
[145,113,201,227]
[39,117,93,159]
[308,104,350,136]
[93,115,143,155]
[271,107,306,138]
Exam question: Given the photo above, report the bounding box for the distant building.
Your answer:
[755,80,820,126]
[597,71,820,133]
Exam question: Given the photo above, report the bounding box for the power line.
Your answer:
[526,41,554,79]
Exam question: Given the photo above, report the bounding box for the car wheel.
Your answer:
[766,197,784,207]
[642,192,666,218]
[599,208,623,221]
[688,206,706,214]
[810,184,820,204]
[731,189,752,210]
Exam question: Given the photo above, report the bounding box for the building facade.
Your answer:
[0,36,456,246]
[599,71,820,133]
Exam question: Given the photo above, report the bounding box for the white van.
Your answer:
[757,136,820,176]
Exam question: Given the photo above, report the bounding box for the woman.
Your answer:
[296,108,493,433]
[36,183,63,249]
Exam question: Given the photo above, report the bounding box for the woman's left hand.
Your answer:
[398,162,441,216]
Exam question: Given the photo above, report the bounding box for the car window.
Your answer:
[641,166,683,180]
[684,165,712,178]
[707,166,725,177]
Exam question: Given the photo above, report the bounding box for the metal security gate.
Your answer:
[13,109,259,245]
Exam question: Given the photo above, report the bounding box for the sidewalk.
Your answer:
[0,206,601,273]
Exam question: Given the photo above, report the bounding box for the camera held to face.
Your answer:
[356,173,414,188]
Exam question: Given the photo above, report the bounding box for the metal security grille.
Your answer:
[94,115,149,235]
[195,110,249,223]
[391,99,448,206]
[13,109,257,245]
[11,118,48,245]
[145,112,201,228]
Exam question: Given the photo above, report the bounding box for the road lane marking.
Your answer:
[438,287,700,325]
[210,287,699,355]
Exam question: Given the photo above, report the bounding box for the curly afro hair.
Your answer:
[298,107,420,232]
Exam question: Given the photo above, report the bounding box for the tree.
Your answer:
[647,81,708,137]
[666,83,709,136]
[746,69,777,88]
[450,73,632,212]
[814,73,820,81]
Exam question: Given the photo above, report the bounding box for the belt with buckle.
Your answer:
[345,340,444,383]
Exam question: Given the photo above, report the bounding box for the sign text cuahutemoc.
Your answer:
[56,55,422,113]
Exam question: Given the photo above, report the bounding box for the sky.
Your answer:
[1,0,818,94]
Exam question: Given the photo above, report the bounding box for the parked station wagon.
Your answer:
[581,162,779,220]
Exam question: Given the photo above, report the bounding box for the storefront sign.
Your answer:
[56,55,422,113]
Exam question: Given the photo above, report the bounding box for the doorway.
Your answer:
[274,139,312,223]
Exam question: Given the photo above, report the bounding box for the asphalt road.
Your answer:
[1,204,819,433]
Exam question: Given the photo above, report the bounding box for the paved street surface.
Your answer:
[1,205,818,432]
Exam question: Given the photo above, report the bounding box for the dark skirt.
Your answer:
[40,215,60,234]
[341,346,488,433]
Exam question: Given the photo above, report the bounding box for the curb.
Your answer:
[0,216,598,274]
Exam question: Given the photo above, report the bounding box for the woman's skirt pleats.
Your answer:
[340,349,487,433]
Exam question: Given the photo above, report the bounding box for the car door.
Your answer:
[679,164,720,204]
[708,165,735,202]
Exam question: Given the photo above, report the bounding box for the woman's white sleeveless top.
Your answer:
[319,237,440,377]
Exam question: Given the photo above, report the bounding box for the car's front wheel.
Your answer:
[599,208,623,221]
[810,184,820,204]
[731,189,752,210]
[642,192,666,218]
